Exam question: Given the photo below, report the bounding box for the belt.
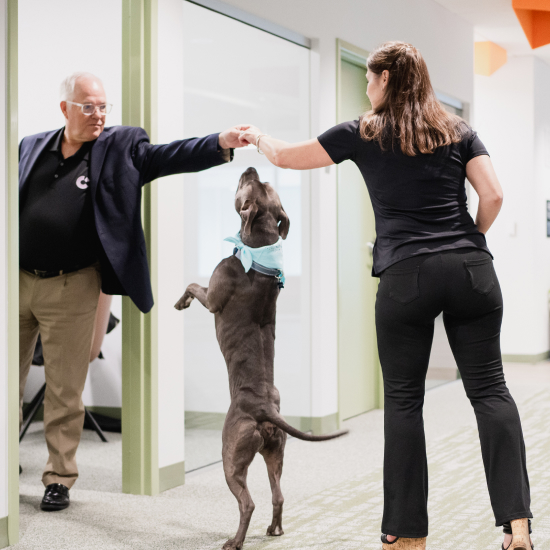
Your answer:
[28,263,92,279]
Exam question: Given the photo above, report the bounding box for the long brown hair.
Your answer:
[360,41,463,156]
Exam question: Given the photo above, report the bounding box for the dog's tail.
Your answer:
[265,413,348,442]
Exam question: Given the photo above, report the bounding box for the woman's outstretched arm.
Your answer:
[466,155,503,234]
[239,125,334,170]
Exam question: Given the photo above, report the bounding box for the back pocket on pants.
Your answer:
[385,267,420,304]
[464,256,495,295]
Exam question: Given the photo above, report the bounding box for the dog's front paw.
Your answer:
[266,525,284,537]
[174,292,194,310]
[222,538,242,550]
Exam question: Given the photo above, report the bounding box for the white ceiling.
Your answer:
[432,0,550,65]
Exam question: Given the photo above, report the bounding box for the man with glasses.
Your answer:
[18,71,246,511]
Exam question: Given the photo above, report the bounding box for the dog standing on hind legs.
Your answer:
[175,167,348,550]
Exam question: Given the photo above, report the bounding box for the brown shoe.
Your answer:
[381,535,426,550]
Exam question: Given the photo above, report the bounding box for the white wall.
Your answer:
[0,0,9,522]
[19,0,123,407]
[18,0,122,139]
[203,0,475,418]
[532,58,550,356]
[474,56,550,356]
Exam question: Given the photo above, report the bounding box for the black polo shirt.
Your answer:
[19,128,100,272]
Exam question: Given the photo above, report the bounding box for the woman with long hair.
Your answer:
[238,42,533,550]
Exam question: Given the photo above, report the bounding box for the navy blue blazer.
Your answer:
[19,126,230,313]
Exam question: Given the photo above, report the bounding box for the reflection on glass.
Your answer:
[182,2,310,472]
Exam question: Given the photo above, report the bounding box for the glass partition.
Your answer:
[182,1,311,472]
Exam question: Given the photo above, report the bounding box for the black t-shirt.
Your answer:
[19,129,100,272]
[318,120,491,276]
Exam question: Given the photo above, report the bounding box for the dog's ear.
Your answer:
[240,200,259,237]
[278,207,290,240]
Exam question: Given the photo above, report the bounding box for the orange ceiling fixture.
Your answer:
[513,0,550,49]
[475,41,508,76]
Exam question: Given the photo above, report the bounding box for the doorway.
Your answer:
[336,41,382,421]
[17,0,125,496]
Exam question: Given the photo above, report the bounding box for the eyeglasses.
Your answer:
[66,101,113,115]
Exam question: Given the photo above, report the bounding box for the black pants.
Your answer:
[376,249,531,538]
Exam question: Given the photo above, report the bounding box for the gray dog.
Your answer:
[175,167,347,550]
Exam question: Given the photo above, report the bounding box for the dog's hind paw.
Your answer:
[222,539,242,550]
[266,525,284,537]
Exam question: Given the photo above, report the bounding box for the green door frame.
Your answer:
[335,39,384,411]
[121,0,160,496]
[6,0,19,545]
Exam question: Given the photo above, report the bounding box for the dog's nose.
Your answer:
[242,167,259,178]
[237,167,261,193]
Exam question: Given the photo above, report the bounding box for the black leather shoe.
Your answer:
[40,483,70,511]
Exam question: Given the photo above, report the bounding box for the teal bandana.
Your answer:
[224,232,285,287]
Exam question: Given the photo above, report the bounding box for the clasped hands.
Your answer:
[218,124,265,149]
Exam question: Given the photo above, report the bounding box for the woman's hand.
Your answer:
[238,125,263,147]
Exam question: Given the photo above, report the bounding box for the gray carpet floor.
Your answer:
[15,363,550,550]
[185,429,223,473]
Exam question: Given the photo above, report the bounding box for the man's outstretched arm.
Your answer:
[133,125,250,184]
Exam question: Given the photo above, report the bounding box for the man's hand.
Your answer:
[219,125,252,149]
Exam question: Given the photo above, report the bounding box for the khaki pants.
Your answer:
[19,265,101,488]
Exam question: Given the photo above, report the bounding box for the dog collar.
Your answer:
[224,233,285,289]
